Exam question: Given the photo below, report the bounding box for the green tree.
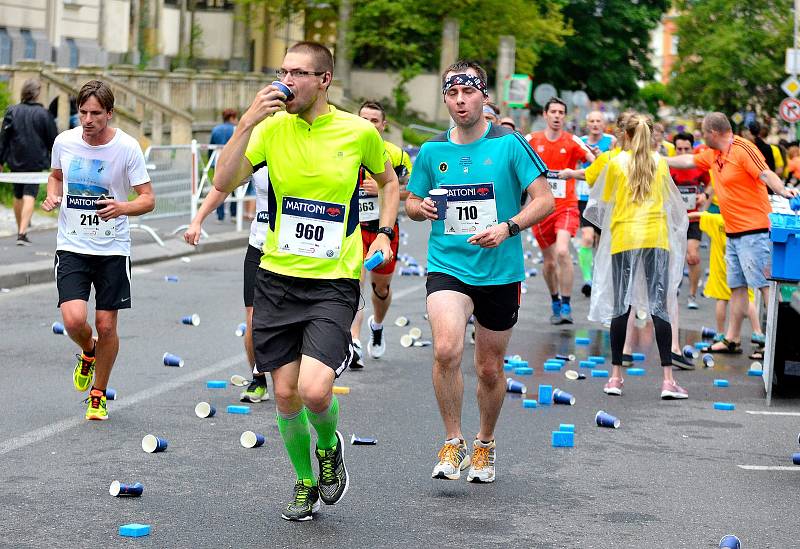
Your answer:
[669,0,791,114]
[638,81,672,115]
[534,0,668,101]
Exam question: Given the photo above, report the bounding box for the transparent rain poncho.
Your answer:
[583,151,688,324]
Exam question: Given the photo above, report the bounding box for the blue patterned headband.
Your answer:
[442,73,488,97]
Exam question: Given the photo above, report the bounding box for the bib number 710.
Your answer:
[456,205,478,220]
[295,222,324,242]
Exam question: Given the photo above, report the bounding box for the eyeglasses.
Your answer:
[276,69,326,80]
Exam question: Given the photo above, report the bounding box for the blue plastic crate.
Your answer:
[770,213,800,281]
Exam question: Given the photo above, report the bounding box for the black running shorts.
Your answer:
[54,250,131,310]
[426,271,520,331]
[243,245,262,307]
[251,269,360,376]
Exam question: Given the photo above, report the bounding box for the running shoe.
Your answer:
[16,233,31,246]
[603,377,624,396]
[281,480,320,521]
[560,302,574,324]
[315,431,349,505]
[240,376,270,403]
[350,339,364,369]
[687,295,699,310]
[84,388,108,420]
[661,380,689,400]
[549,301,562,325]
[671,352,695,370]
[432,438,470,480]
[467,439,496,483]
[366,315,386,359]
[581,281,592,297]
[73,353,96,392]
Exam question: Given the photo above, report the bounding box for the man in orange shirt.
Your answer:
[667,112,797,353]
[527,98,594,324]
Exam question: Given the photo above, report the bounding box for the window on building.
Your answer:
[0,28,12,65]
[21,29,36,59]
[66,38,79,68]
[199,0,233,10]
[671,35,679,56]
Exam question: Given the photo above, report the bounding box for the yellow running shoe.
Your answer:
[84,388,108,420]
[73,353,95,392]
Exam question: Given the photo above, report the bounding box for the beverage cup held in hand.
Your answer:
[271,81,294,102]
[364,250,384,271]
[428,188,448,220]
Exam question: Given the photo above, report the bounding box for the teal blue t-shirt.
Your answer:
[408,123,547,285]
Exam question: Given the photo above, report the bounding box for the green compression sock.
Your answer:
[276,408,315,484]
[578,246,594,282]
[307,396,339,450]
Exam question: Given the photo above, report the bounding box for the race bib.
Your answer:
[546,170,566,199]
[679,186,698,211]
[443,183,498,235]
[278,196,345,259]
[64,194,116,239]
[358,189,380,222]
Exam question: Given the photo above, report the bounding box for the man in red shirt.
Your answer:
[527,98,594,324]
[670,132,710,310]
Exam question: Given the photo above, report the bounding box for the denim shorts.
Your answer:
[726,232,771,290]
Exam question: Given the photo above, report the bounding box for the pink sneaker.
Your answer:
[603,377,624,396]
[661,380,688,399]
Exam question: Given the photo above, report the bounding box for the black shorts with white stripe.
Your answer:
[54,250,131,310]
[251,268,360,377]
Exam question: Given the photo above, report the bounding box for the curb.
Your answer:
[0,232,249,290]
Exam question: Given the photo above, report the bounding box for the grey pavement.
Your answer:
[1,217,799,548]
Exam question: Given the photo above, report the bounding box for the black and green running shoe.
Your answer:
[281,480,320,521]
[315,430,349,505]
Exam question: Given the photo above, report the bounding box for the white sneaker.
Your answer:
[366,315,386,359]
[466,439,496,483]
[350,339,364,369]
[432,438,470,480]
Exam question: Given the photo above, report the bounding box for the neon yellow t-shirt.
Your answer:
[245,106,387,280]
[698,212,754,302]
[586,147,621,187]
[384,140,413,175]
[602,152,669,254]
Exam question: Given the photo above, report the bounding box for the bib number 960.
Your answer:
[295,223,324,242]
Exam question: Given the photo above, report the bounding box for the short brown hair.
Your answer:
[358,101,386,120]
[77,80,114,112]
[442,60,488,88]
[287,41,334,74]
[20,79,41,103]
[222,108,238,122]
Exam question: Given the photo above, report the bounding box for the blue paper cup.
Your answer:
[559,423,575,432]
[51,321,66,335]
[632,352,646,361]
[553,388,575,405]
[543,363,562,371]
[525,268,538,278]
[591,369,609,378]
[579,360,595,368]
[575,337,591,345]
[428,188,448,220]
[588,355,605,364]
[207,380,227,389]
[141,434,168,453]
[537,384,553,405]
[702,353,715,368]
[195,401,216,418]
[555,354,576,362]
[596,410,620,428]
[163,352,184,367]
[701,326,717,339]
[694,341,710,350]
[514,367,533,376]
[235,322,247,337]
[364,250,384,271]
[181,314,200,326]
[792,452,800,465]
[350,434,378,445]
[109,481,144,497]
[271,81,295,101]
[240,430,266,448]
[105,388,117,400]
[506,378,526,394]
[713,379,729,387]
[164,275,179,282]
[522,399,538,408]
[718,535,741,549]
[551,430,574,447]
[682,345,699,359]
[627,368,646,376]
[227,405,251,415]
[714,402,735,411]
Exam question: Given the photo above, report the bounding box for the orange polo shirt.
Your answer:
[693,136,771,236]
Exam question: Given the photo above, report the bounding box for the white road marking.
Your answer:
[392,283,425,300]
[0,353,245,456]
[745,411,800,417]
[737,465,800,471]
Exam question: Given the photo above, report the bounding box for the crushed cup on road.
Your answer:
[240,431,266,448]
[506,378,526,394]
[230,374,248,387]
[164,275,179,282]
[181,314,200,326]
[163,353,184,367]
[119,524,150,538]
[195,402,216,418]
[553,388,575,405]
[52,321,66,335]
[141,434,168,453]
[394,316,409,327]
[351,435,378,445]
[109,481,143,497]
[596,410,620,428]
[565,370,586,380]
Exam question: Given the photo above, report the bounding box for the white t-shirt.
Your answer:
[248,166,270,250]
[51,127,150,256]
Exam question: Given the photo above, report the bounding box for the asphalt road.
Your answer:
[1,218,799,548]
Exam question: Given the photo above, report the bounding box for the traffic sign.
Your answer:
[503,74,532,108]
[787,48,800,74]
[731,112,744,125]
[779,97,800,123]
[533,83,557,108]
[783,75,800,98]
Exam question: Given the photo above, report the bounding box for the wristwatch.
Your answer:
[504,219,520,236]
[377,226,395,240]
